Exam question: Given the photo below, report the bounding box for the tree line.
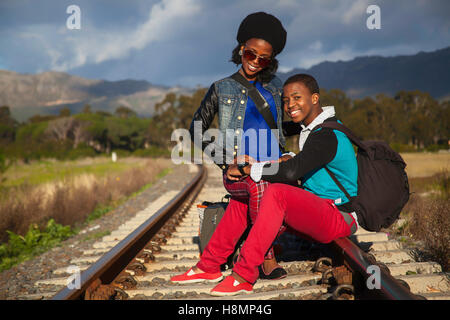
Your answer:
[324,89,449,152]
[0,88,448,166]
[146,87,450,153]
[0,105,169,164]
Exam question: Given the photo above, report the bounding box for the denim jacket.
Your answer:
[189,73,286,169]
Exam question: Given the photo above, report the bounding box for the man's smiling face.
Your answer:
[283,81,319,125]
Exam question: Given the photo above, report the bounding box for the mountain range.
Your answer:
[278,46,450,100]
[1,46,449,122]
[0,70,190,122]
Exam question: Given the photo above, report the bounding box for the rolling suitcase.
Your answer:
[197,195,249,269]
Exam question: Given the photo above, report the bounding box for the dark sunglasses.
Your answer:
[242,49,272,68]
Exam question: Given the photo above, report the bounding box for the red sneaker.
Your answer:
[210,275,253,296]
[170,268,223,284]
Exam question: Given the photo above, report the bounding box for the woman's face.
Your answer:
[240,38,273,79]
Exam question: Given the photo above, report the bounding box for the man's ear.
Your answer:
[312,93,320,105]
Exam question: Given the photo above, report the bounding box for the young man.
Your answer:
[173,74,359,296]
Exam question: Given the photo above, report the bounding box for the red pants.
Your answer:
[197,183,354,284]
[221,174,278,259]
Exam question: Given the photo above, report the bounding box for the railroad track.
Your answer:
[21,164,449,300]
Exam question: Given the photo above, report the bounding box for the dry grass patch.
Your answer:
[0,158,171,242]
[398,170,450,271]
[401,152,450,178]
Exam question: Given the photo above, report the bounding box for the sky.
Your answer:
[0,0,449,87]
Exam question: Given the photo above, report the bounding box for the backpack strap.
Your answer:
[314,121,367,152]
[313,120,358,205]
[324,167,352,202]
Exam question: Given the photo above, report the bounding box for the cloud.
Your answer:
[341,0,369,25]
[289,40,354,69]
[93,0,201,64]
[308,41,323,51]
[1,0,449,87]
[31,0,201,71]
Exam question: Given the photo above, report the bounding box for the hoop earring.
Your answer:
[239,49,243,56]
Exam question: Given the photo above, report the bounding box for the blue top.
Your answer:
[240,81,282,162]
[302,128,358,205]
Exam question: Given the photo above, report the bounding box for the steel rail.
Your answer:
[52,164,207,300]
[331,236,420,300]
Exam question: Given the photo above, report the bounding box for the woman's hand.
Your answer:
[226,163,252,181]
[226,164,243,181]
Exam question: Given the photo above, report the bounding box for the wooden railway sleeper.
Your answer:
[85,279,117,300]
[321,265,353,286]
[333,265,353,285]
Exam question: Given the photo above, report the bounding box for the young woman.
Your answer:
[181,12,291,281]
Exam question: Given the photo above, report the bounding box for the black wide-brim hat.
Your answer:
[236,12,287,56]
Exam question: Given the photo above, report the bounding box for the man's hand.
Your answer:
[233,154,256,165]
[278,154,293,162]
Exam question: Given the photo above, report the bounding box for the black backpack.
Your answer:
[316,121,410,232]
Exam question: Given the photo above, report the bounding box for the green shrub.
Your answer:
[66,145,98,160]
[86,205,112,224]
[425,144,449,152]
[0,219,74,272]
[390,143,417,153]
[114,149,132,158]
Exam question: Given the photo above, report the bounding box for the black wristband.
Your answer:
[237,162,249,175]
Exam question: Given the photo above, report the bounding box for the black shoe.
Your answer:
[258,265,287,280]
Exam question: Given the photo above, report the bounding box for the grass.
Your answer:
[395,169,450,271]
[380,152,448,271]
[401,152,450,178]
[0,156,148,190]
[0,157,172,272]
[85,205,114,225]
[81,230,111,242]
